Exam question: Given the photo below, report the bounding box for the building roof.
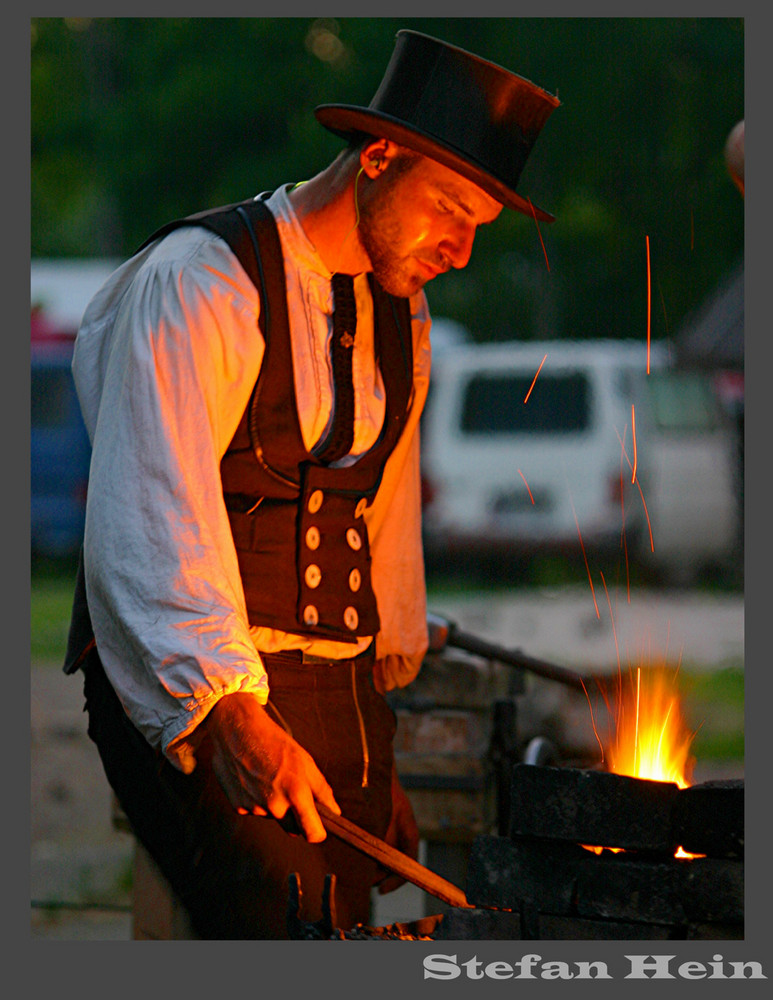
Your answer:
[675,261,744,372]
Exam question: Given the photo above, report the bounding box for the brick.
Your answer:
[672,780,744,858]
[394,708,490,757]
[431,906,524,940]
[685,921,744,940]
[538,913,676,940]
[465,834,584,913]
[402,786,492,840]
[574,851,686,925]
[678,857,744,923]
[388,653,519,710]
[509,764,680,853]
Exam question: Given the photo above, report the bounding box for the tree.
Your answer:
[31,17,743,344]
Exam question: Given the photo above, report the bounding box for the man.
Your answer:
[64,29,559,938]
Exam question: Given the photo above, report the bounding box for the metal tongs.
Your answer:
[426,611,588,691]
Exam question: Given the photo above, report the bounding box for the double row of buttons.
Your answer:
[301,489,367,632]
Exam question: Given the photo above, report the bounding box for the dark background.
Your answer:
[31,17,744,347]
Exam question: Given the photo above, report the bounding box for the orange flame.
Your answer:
[605,664,696,789]
[582,663,701,858]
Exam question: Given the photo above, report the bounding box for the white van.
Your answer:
[420,339,739,583]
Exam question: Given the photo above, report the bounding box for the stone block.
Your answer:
[678,857,744,923]
[672,780,744,858]
[465,834,584,913]
[509,764,680,853]
[574,851,685,925]
[431,906,524,940]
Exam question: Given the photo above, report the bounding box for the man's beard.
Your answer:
[356,181,427,298]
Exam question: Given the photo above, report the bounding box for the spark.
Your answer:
[571,500,600,618]
[646,236,652,373]
[600,570,622,676]
[580,675,606,765]
[631,403,638,483]
[617,427,632,602]
[615,426,654,554]
[634,475,654,553]
[524,354,547,403]
[517,468,535,504]
[527,197,550,272]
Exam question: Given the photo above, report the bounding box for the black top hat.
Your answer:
[315,30,560,222]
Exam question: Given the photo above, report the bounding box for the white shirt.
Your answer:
[73,185,432,772]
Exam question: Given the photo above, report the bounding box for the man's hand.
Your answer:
[378,763,420,894]
[201,693,340,842]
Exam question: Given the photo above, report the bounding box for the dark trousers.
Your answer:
[81,647,396,939]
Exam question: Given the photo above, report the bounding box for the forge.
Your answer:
[290,764,743,940]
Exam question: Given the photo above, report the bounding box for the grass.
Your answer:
[30,571,77,663]
[682,665,744,763]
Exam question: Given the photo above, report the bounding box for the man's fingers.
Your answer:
[207,696,343,842]
[308,767,341,816]
[295,803,327,843]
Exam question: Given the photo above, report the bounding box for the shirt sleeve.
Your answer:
[368,292,432,691]
[79,229,270,773]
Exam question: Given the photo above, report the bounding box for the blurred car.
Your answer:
[420,338,739,583]
[31,330,91,558]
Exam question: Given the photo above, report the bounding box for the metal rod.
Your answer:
[317,804,472,909]
[446,623,588,691]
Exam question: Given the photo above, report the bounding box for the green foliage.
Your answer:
[31,17,743,343]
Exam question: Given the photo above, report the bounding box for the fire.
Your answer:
[605,664,695,789]
[582,663,702,858]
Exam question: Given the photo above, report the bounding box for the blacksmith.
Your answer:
[64,29,559,938]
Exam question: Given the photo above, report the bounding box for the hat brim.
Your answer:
[315,104,555,223]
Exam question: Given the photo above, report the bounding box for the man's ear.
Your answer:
[360,139,398,179]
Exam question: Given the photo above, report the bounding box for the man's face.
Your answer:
[356,150,503,298]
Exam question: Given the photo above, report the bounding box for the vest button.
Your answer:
[305,526,320,550]
[302,604,319,626]
[344,606,359,631]
[355,498,367,518]
[346,527,362,551]
[308,489,324,513]
[305,564,322,589]
[348,568,361,592]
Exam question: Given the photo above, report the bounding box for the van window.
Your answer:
[646,371,721,432]
[460,372,590,434]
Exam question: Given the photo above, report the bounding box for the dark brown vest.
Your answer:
[160,194,414,642]
[64,194,414,673]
